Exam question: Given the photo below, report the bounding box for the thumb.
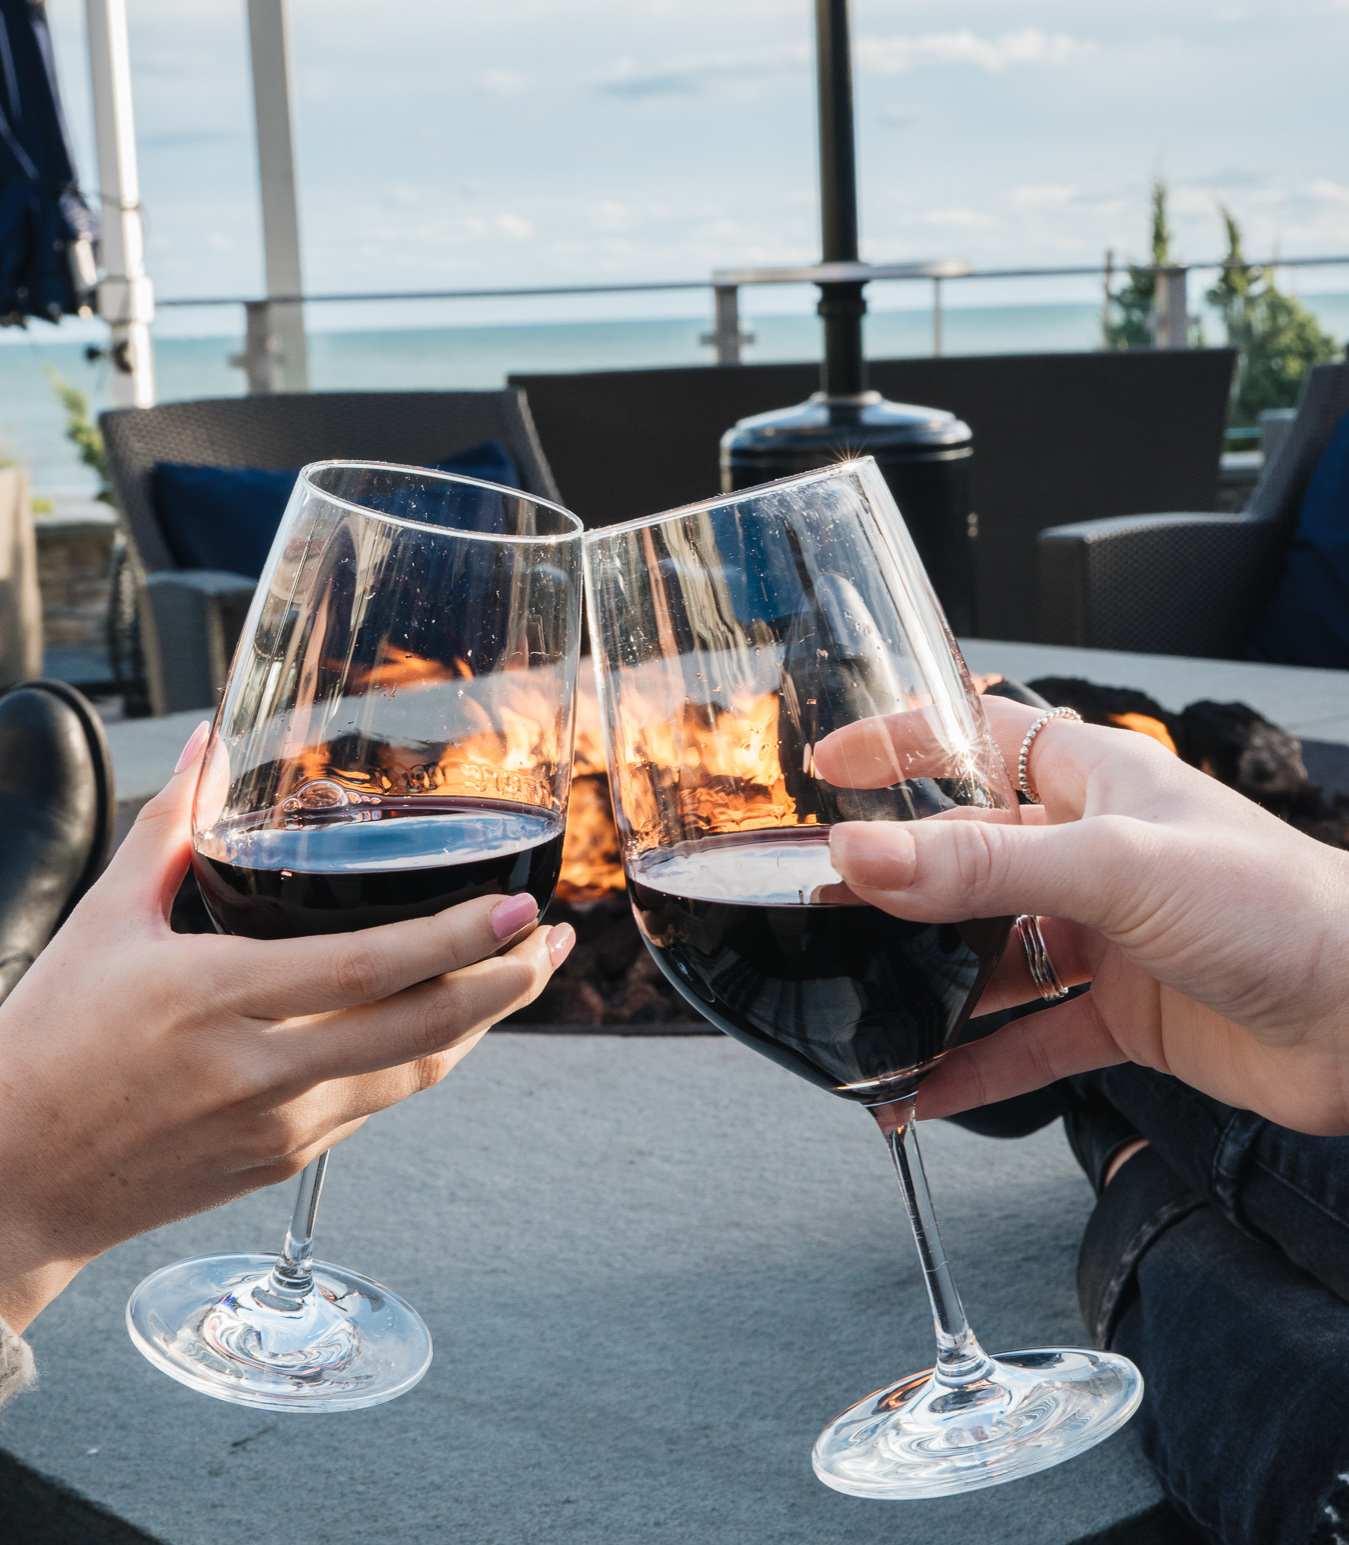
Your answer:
[829,812,1157,935]
[103,718,212,920]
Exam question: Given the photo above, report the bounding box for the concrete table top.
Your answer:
[959,638,1349,745]
[0,1036,1160,1544]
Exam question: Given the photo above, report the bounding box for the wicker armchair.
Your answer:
[100,390,559,714]
[1037,363,1349,658]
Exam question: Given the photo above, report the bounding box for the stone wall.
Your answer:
[34,502,118,648]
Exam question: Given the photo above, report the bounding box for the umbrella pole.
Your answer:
[85,0,155,409]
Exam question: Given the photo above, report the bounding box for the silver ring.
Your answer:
[1016,707,1082,804]
[1015,914,1070,1003]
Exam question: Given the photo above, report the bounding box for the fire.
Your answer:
[556,673,625,902]
[259,651,792,908]
[556,673,794,904]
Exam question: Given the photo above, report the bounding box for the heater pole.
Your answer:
[815,0,866,399]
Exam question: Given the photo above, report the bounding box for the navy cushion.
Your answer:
[154,441,521,580]
[1248,411,1349,668]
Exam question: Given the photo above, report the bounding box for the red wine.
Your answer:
[193,794,565,939]
[628,827,1008,1102]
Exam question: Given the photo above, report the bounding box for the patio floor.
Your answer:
[0,1035,1163,1545]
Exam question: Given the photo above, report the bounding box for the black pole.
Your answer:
[815,0,866,398]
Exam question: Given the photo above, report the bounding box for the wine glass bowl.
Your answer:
[585,459,1016,1103]
[127,462,583,1412]
[583,459,1141,1495]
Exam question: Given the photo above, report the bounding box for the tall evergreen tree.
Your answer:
[1206,205,1340,426]
[1103,180,1170,350]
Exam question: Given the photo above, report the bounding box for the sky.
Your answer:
[37,0,1349,332]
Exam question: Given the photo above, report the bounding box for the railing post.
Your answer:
[1152,265,1190,349]
[247,0,309,391]
[932,275,943,357]
[705,284,749,365]
[228,300,282,393]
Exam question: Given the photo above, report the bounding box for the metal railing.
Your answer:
[153,253,1349,387]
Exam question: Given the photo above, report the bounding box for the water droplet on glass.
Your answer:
[292,780,350,811]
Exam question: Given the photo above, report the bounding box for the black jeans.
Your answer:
[1072,1066,1349,1545]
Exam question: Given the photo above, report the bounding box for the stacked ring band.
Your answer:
[1015,914,1070,1003]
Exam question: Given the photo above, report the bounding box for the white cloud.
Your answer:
[1307,179,1349,205]
[592,28,1089,98]
[1011,184,1078,210]
[478,69,532,96]
[593,43,808,97]
[857,29,1093,74]
[922,206,998,228]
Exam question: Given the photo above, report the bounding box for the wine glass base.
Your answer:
[812,1347,1143,1499]
[126,1252,432,1413]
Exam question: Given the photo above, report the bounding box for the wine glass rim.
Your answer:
[297,459,584,543]
[582,457,875,544]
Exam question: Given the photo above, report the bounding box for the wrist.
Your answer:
[0,1221,90,1333]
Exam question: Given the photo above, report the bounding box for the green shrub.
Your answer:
[45,367,112,503]
[1206,207,1341,427]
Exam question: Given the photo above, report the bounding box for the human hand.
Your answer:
[813,696,1349,1136]
[0,725,573,1331]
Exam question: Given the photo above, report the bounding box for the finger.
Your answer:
[99,718,212,923]
[972,915,1096,1016]
[829,813,1169,937]
[812,705,960,787]
[815,696,1115,819]
[286,1029,493,1134]
[917,992,1126,1119]
[223,890,544,1020]
[269,922,566,1085]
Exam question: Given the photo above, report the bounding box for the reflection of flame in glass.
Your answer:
[270,650,567,828]
[347,643,473,693]
[257,658,807,908]
[560,675,798,903]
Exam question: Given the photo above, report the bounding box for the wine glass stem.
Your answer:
[266,1151,329,1302]
[887,1101,994,1387]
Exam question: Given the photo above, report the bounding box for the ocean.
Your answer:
[5,294,1348,497]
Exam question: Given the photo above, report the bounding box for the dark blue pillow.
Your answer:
[155,462,297,578]
[1248,411,1349,669]
[154,441,522,580]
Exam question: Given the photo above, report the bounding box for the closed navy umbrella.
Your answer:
[0,0,96,325]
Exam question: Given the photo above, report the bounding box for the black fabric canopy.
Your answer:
[0,0,96,325]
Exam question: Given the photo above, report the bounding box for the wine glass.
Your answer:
[127,461,583,1412]
[582,458,1141,1497]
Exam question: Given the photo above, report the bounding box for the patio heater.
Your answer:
[720,0,976,634]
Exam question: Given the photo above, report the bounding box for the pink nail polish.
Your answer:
[547,923,576,969]
[491,892,538,939]
[174,720,211,775]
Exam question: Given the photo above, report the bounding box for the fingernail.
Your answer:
[547,923,576,969]
[491,892,539,939]
[829,822,916,889]
[174,720,211,775]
